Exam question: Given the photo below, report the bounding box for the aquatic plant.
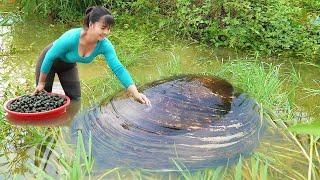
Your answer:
[207,60,287,110]
[0,11,22,26]
[202,60,320,179]
[289,122,320,180]
[290,122,320,136]
[304,80,320,97]
[0,5,319,177]
[27,130,95,179]
[0,63,57,178]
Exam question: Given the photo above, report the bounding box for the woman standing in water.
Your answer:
[34,6,151,105]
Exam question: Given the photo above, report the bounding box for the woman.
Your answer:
[34,6,151,105]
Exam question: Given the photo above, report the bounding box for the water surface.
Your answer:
[0,11,318,179]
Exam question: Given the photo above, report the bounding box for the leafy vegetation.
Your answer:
[289,121,320,136]
[14,0,104,22]
[28,130,96,179]
[4,0,320,60]
[1,0,319,179]
[105,0,320,60]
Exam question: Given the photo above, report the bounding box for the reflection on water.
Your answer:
[0,11,318,178]
[0,126,61,179]
[71,75,265,171]
[0,11,22,98]
[0,26,11,51]
[0,25,12,98]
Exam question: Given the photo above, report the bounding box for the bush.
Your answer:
[103,0,320,60]
[11,0,320,60]
[14,0,104,22]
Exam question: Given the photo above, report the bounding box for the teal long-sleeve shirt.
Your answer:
[40,28,134,88]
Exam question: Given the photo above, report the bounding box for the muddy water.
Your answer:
[0,12,319,179]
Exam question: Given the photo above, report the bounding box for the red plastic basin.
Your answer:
[3,93,70,121]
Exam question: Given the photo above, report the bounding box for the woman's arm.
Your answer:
[102,42,134,88]
[34,73,47,93]
[102,40,151,105]
[34,29,75,93]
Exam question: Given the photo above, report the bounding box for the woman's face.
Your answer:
[90,20,111,41]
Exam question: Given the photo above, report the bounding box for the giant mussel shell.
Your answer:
[71,75,265,171]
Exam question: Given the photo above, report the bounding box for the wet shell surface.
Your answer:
[71,75,265,171]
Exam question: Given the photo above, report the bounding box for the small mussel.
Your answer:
[8,92,66,113]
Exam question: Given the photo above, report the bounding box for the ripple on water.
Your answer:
[71,75,266,171]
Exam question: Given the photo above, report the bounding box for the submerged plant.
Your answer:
[0,11,22,26]
[304,80,320,97]
[27,129,95,179]
[289,121,320,136]
[0,4,318,177]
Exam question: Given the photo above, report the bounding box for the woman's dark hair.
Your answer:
[83,6,115,29]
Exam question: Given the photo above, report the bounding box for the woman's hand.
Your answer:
[33,82,46,94]
[34,73,48,94]
[133,92,151,106]
[127,84,151,106]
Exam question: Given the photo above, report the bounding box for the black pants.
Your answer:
[35,44,81,100]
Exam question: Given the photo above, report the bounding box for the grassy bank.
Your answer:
[0,3,319,178]
[5,0,320,60]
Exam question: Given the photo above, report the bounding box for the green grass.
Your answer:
[209,60,287,110]
[0,14,319,178]
[1,50,319,179]
[27,130,96,179]
[304,80,320,97]
[128,56,317,179]
[289,121,320,136]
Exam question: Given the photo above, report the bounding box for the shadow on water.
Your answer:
[71,75,266,172]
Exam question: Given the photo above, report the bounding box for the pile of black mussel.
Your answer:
[7,92,66,113]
